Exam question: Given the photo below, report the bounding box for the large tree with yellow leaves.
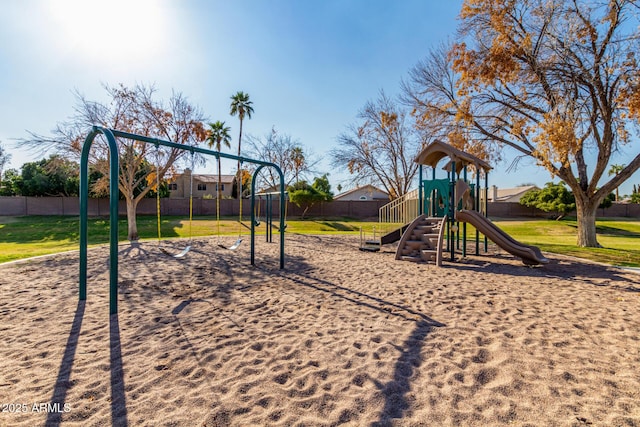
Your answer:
[405,0,640,247]
[23,83,207,241]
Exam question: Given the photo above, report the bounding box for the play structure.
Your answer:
[79,126,287,314]
[365,139,549,267]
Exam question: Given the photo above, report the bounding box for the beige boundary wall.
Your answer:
[0,197,388,219]
[486,201,640,219]
[1,197,639,219]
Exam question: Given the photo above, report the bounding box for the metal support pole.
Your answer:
[450,161,456,262]
[462,166,467,257]
[269,194,274,242]
[250,173,258,263]
[81,126,286,316]
[484,172,489,252]
[263,195,267,243]
[279,188,285,270]
[79,127,119,315]
[266,194,272,243]
[475,171,480,255]
[418,164,423,216]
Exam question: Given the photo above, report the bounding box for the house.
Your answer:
[488,185,540,203]
[168,169,235,198]
[258,184,284,194]
[334,185,390,201]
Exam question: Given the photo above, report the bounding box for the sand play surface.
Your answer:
[0,234,639,426]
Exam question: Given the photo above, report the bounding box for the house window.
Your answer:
[197,184,207,191]
[359,196,368,200]
[216,183,225,191]
[168,183,178,191]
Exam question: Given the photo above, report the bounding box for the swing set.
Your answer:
[154,148,246,256]
[218,161,245,251]
[79,126,286,314]
[254,190,289,243]
[154,147,194,258]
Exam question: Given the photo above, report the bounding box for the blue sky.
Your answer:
[0,0,637,195]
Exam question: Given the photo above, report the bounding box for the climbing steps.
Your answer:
[395,215,447,266]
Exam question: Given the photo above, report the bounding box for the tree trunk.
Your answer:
[126,197,139,241]
[574,197,600,248]
[301,205,309,219]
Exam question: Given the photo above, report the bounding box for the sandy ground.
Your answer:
[0,234,639,427]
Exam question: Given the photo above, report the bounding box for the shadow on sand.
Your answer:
[46,301,85,427]
[268,259,444,425]
[46,302,128,426]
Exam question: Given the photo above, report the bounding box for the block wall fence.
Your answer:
[1,196,639,219]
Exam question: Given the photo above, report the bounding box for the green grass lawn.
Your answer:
[1,215,639,267]
[493,217,640,267]
[0,215,385,263]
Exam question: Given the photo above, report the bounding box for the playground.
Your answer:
[1,233,639,426]
[1,131,639,425]
[362,140,552,267]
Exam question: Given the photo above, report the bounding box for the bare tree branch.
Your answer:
[18,83,207,240]
[331,91,425,199]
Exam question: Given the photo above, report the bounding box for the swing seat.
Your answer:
[173,245,191,258]
[228,238,243,250]
[160,245,191,258]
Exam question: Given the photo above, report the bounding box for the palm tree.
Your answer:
[206,121,232,200]
[608,164,625,201]
[290,146,305,184]
[229,91,254,199]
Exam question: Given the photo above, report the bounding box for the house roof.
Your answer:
[258,184,283,194]
[492,185,539,201]
[334,184,389,200]
[180,174,235,184]
[415,139,492,173]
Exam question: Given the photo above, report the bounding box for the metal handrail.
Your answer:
[378,188,419,225]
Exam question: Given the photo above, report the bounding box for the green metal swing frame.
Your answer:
[79,126,286,314]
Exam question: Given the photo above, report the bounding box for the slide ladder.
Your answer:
[395,215,447,266]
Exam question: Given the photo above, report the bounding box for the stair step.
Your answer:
[402,248,420,255]
[395,215,446,265]
[421,250,437,262]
